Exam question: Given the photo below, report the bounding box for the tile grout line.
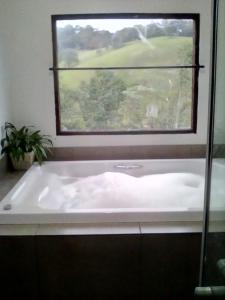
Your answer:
[34,224,40,236]
[138,222,142,234]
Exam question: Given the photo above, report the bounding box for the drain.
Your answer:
[3,204,12,211]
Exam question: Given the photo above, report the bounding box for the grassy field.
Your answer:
[59,36,193,90]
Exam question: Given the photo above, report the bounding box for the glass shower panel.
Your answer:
[202,0,225,290]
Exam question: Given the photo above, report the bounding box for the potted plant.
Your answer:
[0,122,53,170]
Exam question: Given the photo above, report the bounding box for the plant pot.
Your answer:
[10,152,35,170]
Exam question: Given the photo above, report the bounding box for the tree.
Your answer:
[60,88,86,130]
[146,23,165,38]
[112,27,139,48]
[59,48,79,67]
[119,85,151,129]
[58,25,76,49]
[77,71,126,129]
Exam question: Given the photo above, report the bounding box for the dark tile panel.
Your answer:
[213,144,225,158]
[141,233,201,300]
[48,145,206,161]
[36,235,141,300]
[0,236,38,300]
[203,232,225,286]
[0,233,202,300]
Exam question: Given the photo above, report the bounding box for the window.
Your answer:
[51,14,201,135]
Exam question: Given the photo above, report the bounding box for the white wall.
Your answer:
[1,0,212,147]
[0,4,11,155]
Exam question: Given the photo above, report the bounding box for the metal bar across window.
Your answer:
[49,65,204,71]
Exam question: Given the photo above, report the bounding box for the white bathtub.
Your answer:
[0,158,213,225]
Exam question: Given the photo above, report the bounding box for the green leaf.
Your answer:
[0,122,53,164]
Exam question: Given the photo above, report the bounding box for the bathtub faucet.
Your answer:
[113,164,143,170]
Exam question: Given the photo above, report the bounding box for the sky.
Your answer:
[57,19,160,33]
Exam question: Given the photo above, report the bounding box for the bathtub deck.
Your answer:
[0,170,25,201]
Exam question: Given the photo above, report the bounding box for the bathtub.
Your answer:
[0,158,215,225]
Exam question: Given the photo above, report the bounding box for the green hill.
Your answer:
[60,36,192,90]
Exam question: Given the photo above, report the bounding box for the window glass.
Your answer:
[52,15,199,134]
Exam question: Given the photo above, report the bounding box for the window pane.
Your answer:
[56,19,194,68]
[59,69,193,132]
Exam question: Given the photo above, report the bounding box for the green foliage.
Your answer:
[1,123,53,164]
[60,89,86,130]
[61,71,126,130]
[58,36,193,131]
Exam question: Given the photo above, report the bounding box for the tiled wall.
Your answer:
[0,145,206,175]
[48,144,206,161]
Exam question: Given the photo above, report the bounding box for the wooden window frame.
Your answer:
[51,13,202,135]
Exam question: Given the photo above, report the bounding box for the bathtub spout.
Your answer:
[113,164,143,170]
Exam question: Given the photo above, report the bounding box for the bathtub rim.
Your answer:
[0,158,209,225]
